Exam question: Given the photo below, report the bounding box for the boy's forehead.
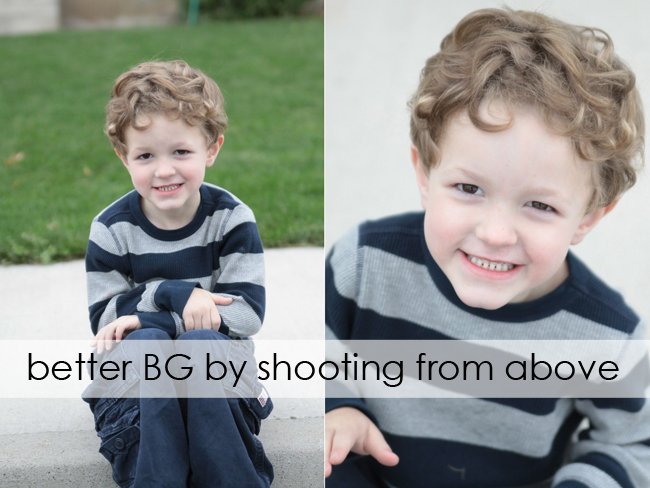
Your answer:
[438,105,595,204]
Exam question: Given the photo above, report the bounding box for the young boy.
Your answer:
[83,60,273,487]
[325,8,650,488]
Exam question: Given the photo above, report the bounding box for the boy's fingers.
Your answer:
[210,306,221,331]
[329,429,356,467]
[365,425,399,467]
[185,315,194,331]
[324,428,334,478]
[212,294,233,305]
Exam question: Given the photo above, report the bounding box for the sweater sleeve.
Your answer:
[553,328,650,488]
[210,204,265,338]
[325,225,379,424]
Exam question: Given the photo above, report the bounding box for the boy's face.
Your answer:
[118,114,223,229]
[414,103,608,310]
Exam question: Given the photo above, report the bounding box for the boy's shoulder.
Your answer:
[331,211,427,266]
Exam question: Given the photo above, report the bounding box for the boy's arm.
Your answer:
[209,204,265,337]
[553,398,650,488]
[325,226,398,475]
[553,332,650,488]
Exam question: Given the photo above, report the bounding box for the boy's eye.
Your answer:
[527,201,555,212]
[175,150,190,155]
[137,153,153,160]
[456,183,483,195]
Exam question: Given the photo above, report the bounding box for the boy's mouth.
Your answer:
[464,253,517,272]
[155,184,182,192]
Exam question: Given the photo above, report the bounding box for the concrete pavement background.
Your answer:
[0,247,324,487]
[326,0,650,328]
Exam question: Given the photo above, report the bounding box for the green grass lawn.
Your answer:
[0,19,323,264]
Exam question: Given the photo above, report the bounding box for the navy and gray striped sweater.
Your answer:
[85,183,265,339]
[326,212,650,488]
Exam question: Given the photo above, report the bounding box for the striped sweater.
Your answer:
[85,183,264,338]
[326,212,650,488]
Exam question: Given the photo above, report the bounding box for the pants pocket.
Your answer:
[94,399,140,488]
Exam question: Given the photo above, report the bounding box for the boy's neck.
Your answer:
[140,191,202,230]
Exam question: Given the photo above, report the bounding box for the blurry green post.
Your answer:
[188,0,200,25]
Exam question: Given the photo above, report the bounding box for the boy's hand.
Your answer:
[325,406,399,478]
[183,288,233,331]
[91,315,141,354]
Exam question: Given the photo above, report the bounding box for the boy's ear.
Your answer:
[206,135,225,168]
[412,144,430,210]
[570,199,618,245]
[116,149,129,170]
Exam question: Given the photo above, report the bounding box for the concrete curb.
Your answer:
[0,417,324,488]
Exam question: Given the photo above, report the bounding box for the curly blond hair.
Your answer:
[409,8,644,210]
[105,60,227,155]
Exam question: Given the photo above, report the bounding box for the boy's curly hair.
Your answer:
[106,60,227,155]
[409,8,644,211]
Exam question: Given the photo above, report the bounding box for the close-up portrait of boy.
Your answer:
[326,3,650,488]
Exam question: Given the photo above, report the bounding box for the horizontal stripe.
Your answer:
[554,462,623,488]
[572,440,650,488]
[574,453,634,488]
[107,211,230,256]
[87,270,131,307]
[223,204,257,236]
[218,252,265,287]
[357,246,631,341]
[377,416,580,488]
[366,397,575,457]
[217,295,263,337]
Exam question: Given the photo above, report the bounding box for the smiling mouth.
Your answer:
[465,253,517,272]
[155,184,182,192]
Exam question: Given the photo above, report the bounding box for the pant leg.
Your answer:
[176,329,273,488]
[86,328,190,488]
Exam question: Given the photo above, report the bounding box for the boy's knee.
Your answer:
[125,328,170,341]
[178,329,229,341]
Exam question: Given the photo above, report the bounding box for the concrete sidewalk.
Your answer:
[0,248,325,487]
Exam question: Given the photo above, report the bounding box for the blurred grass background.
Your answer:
[0,18,323,263]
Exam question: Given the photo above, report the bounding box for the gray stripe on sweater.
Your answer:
[89,221,123,255]
[553,462,622,488]
[137,281,163,313]
[102,210,232,256]
[366,397,574,457]
[219,252,265,287]
[217,295,262,337]
[356,247,630,341]
[87,270,130,306]
[223,204,256,237]
[97,296,119,332]
[329,225,359,300]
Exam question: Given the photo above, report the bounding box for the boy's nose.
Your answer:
[154,161,176,178]
[475,208,518,247]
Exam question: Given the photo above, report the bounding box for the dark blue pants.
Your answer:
[84,328,273,488]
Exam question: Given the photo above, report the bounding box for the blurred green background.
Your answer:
[0,17,323,263]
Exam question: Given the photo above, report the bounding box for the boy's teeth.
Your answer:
[158,184,180,192]
[467,254,515,271]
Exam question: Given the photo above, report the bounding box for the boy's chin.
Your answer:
[453,287,514,311]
